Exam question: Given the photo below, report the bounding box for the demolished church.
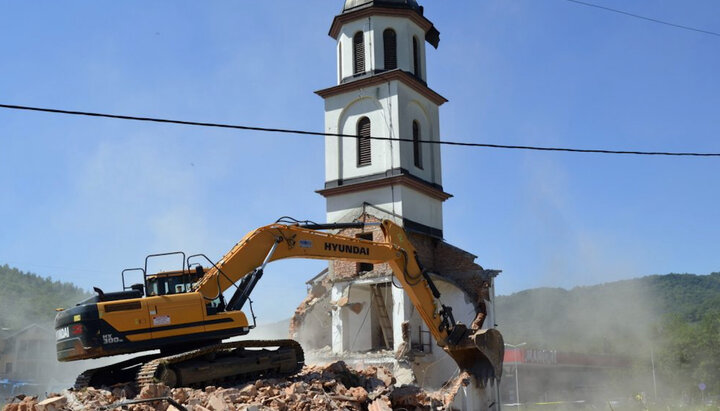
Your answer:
[290,0,503,407]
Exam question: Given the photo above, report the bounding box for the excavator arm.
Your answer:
[193,219,504,381]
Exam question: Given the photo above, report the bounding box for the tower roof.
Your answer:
[331,0,440,48]
[342,0,423,14]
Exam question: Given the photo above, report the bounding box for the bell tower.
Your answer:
[316,0,451,238]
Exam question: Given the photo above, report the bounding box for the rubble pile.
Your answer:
[2,362,463,411]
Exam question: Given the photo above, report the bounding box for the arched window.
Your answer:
[383,29,397,70]
[357,117,371,166]
[412,36,421,77]
[413,120,422,169]
[353,32,365,75]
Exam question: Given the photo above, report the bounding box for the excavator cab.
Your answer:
[120,252,210,297]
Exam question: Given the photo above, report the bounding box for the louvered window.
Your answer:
[413,121,423,169]
[353,32,365,75]
[357,117,371,167]
[383,29,397,70]
[413,36,421,77]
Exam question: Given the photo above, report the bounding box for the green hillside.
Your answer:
[496,272,720,395]
[0,264,90,330]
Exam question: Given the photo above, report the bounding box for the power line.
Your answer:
[563,0,720,38]
[1,103,718,157]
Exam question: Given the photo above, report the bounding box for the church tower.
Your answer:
[316,0,451,238]
[294,4,500,403]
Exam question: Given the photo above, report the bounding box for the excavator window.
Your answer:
[205,296,225,315]
[147,275,193,296]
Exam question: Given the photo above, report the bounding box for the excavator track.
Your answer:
[136,339,304,388]
[74,353,163,390]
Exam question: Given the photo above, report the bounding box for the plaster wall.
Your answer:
[409,278,497,389]
[331,280,391,354]
[396,82,442,185]
[322,80,442,188]
[345,285,373,352]
[326,186,401,224]
[392,283,411,352]
[325,185,442,231]
[396,185,443,231]
[331,284,347,354]
[323,87,400,183]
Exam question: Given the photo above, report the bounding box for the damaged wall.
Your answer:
[290,273,332,350]
[292,211,500,396]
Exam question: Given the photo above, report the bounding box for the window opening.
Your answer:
[413,120,423,169]
[413,36,421,77]
[353,32,365,75]
[383,29,397,70]
[357,117,372,166]
[356,232,373,273]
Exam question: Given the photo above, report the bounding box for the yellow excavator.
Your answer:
[55,219,504,389]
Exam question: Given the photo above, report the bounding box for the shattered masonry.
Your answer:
[2,361,477,411]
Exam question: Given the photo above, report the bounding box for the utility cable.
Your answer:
[1,103,719,157]
[563,0,720,38]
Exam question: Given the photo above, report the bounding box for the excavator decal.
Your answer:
[323,242,370,255]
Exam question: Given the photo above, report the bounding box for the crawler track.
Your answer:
[74,339,304,390]
[74,353,163,390]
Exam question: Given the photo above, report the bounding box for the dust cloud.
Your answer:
[0,315,117,405]
[496,278,712,408]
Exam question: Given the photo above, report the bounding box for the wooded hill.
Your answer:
[496,272,720,395]
[0,264,90,330]
[496,272,720,351]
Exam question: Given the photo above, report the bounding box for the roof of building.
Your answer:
[342,0,423,14]
[332,0,440,48]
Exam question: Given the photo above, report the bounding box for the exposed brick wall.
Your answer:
[328,213,495,292]
[330,214,393,281]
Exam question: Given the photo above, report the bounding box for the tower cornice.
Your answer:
[315,69,448,106]
[329,6,440,48]
[316,171,453,202]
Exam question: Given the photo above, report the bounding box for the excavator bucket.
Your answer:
[444,328,505,384]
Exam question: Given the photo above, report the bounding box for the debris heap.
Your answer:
[2,361,473,411]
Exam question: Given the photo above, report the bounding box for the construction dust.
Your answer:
[2,361,480,411]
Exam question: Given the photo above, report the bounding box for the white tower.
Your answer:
[296,4,501,404]
[316,0,451,238]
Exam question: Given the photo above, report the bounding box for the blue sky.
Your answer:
[1,1,718,322]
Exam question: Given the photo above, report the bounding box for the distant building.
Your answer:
[0,324,55,381]
[501,347,631,405]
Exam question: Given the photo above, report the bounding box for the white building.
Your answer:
[292,1,502,408]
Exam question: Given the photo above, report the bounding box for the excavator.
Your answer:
[55,219,504,389]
